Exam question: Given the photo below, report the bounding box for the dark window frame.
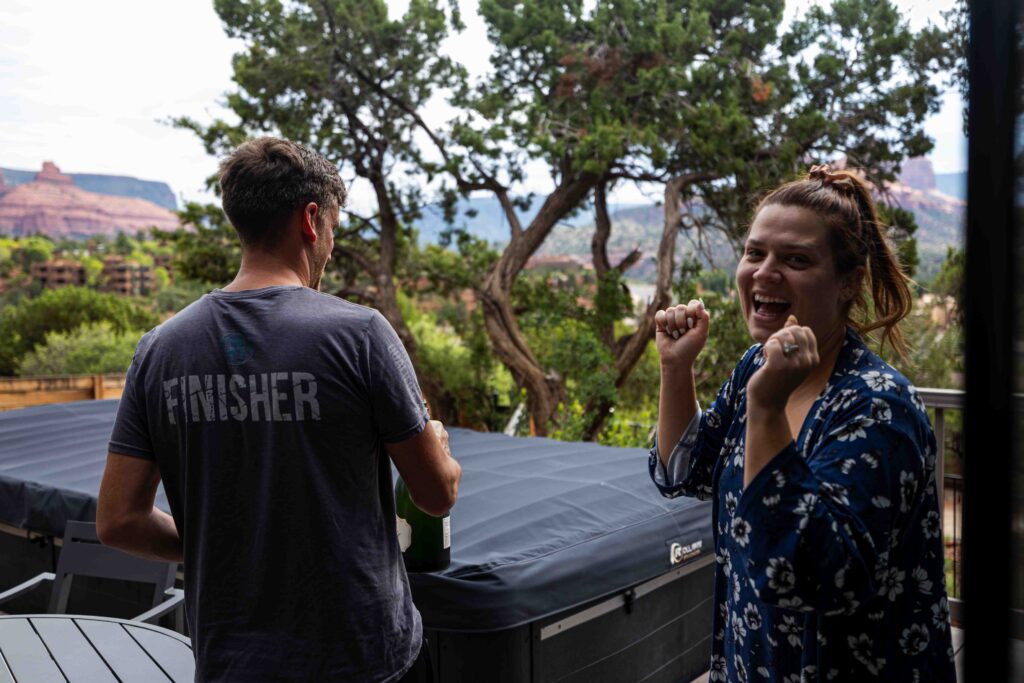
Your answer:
[964,0,1018,678]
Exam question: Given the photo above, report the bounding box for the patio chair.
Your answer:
[0,520,184,632]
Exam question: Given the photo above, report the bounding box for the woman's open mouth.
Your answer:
[752,294,791,322]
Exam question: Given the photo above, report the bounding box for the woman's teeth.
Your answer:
[753,295,791,314]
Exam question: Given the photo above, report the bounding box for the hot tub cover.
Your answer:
[0,400,712,632]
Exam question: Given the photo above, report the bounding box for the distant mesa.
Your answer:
[35,161,74,186]
[0,164,177,210]
[898,157,937,191]
[890,157,965,221]
[0,162,180,238]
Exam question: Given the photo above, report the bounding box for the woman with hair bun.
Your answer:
[651,166,955,681]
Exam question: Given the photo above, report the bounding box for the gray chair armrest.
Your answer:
[0,572,55,607]
[133,587,185,627]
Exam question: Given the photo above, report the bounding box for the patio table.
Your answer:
[0,614,193,682]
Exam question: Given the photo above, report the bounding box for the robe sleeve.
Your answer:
[649,345,760,501]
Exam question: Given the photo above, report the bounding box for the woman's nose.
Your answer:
[752,256,781,282]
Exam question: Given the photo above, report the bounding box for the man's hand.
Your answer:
[746,315,819,413]
[655,299,710,369]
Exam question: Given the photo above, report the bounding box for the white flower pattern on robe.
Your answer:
[648,329,956,682]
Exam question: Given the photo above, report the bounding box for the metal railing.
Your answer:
[917,388,964,616]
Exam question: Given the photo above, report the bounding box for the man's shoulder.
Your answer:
[166,288,382,328]
[305,289,381,322]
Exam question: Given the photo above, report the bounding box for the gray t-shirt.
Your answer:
[109,285,426,683]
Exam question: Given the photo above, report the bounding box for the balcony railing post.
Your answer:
[934,406,945,532]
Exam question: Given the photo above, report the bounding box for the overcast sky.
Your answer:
[0,0,965,209]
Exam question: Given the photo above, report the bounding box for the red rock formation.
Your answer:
[898,157,937,191]
[0,169,7,195]
[0,162,179,237]
[35,161,74,186]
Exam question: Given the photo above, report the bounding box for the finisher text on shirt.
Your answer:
[162,372,321,424]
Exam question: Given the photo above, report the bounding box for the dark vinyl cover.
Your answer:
[0,400,713,632]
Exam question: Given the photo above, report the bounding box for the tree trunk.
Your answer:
[580,176,690,441]
[480,174,598,435]
[366,175,450,423]
[591,182,617,349]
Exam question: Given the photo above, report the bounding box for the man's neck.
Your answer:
[222,253,311,292]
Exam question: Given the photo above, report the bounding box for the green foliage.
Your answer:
[0,235,55,278]
[153,203,240,285]
[81,256,104,286]
[0,286,157,376]
[551,401,658,447]
[931,246,964,320]
[883,306,962,390]
[112,232,135,256]
[153,267,171,291]
[16,236,55,268]
[175,0,955,437]
[152,279,211,314]
[616,332,661,413]
[176,0,465,303]
[541,319,618,405]
[592,270,635,334]
[409,232,499,295]
[455,0,954,433]
[878,204,919,280]
[673,265,752,403]
[400,292,514,430]
[689,0,956,247]
[16,322,141,376]
[593,405,659,448]
[512,270,620,416]
[942,0,968,134]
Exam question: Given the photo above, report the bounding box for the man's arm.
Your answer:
[386,421,461,516]
[96,452,183,563]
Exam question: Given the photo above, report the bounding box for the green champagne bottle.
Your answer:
[395,475,451,572]
[394,405,451,573]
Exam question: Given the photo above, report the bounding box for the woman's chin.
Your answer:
[746,318,781,344]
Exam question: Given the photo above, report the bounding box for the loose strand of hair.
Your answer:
[855,196,913,358]
[823,172,908,358]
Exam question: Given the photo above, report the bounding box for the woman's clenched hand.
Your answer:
[746,315,819,412]
[655,299,710,369]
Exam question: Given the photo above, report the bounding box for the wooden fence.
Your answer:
[0,374,126,411]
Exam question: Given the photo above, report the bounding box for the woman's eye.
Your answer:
[787,255,808,265]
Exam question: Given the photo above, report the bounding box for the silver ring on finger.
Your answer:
[782,343,799,357]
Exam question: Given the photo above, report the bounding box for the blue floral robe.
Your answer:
[649,328,956,682]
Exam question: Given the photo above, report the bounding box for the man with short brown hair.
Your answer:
[98,136,460,682]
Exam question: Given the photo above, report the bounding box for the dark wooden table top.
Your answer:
[0,614,193,682]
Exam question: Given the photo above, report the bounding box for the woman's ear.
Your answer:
[841,266,866,303]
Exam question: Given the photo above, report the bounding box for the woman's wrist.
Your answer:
[660,359,696,375]
[746,393,788,417]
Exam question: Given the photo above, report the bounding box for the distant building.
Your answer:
[99,256,154,296]
[30,259,86,289]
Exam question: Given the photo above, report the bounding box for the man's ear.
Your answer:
[300,202,319,242]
